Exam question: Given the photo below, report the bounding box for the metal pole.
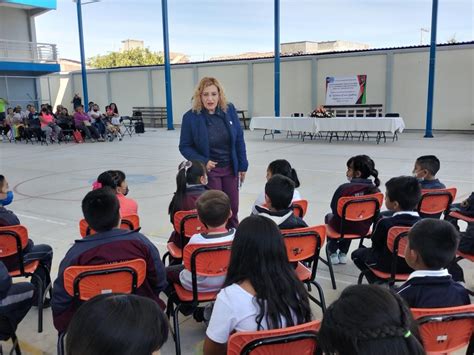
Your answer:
[161,0,174,130]
[274,0,280,117]
[424,0,438,138]
[76,0,89,108]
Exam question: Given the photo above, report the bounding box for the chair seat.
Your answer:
[449,211,474,223]
[326,224,370,240]
[173,283,219,302]
[167,242,182,259]
[295,262,311,281]
[368,266,410,281]
[457,251,474,262]
[8,260,40,277]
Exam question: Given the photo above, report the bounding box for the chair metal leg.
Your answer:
[11,333,21,355]
[357,272,365,284]
[309,281,327,313]
[32,273,43,333]
[324,245,337,290]
[173,304,182,355]
[57,332,66,355]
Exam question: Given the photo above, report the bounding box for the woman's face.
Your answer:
[201,85,219,113]
[7,108,13,115]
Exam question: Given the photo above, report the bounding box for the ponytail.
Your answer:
[372,167,380,187]
[268,159,301,188]
[168,168,187,216]
[347,155,380,187]
[290,168,301,188]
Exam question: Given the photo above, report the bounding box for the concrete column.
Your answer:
[311,58,318,110]
[385,52,394,114]
[247,62,254,117]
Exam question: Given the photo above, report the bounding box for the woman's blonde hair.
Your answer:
[192,77,228,113]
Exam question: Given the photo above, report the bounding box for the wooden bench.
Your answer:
[132,107,167,128]
[323,104,384,117]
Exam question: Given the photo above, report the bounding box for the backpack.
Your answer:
[134,121,145,134]
[73,130,84,143]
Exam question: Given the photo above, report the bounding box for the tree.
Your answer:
[88,48,164,69]
[446,34,457,44]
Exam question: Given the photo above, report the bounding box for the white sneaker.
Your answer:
[330,253,340,265]
[338,253,347,264]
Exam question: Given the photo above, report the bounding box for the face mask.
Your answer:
[0,191,14,206]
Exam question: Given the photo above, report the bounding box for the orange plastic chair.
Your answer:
[227,320,321,355]
[63,258,146,300]
[79,214,140,238]
[323,192,384,289]
[418,188,457,218]
[412,304,474,354]
[358,226,412,286]
[448,211,474,223]
[292,199,309,218]
[281,225,327,312]
[167,241,232,355]
[162,210,207,264]
[0,225,52,333]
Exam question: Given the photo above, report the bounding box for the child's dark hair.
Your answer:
[97,170,126,190]
[196,190,231,227]
[168,160,206,217]
[267,159,300,188]
[385,176,421,211]
[265,174,295,210]
[82,187,120,232]
[318,285,425,355]
[416,155,440,176]
[408,219,459,269]
[347,155,380,187]
[0,175,5,188]
[224,216,312,329]
[66,293,168,355]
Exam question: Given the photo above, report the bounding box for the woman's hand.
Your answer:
[239,171,246,184]
[206,160,217,171]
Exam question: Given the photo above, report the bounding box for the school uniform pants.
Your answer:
[207,166,239,228]
[0,282,35,339]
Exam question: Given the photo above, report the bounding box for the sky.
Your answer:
[35,0,473,62]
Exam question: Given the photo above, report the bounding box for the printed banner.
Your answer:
[325,75,367,105]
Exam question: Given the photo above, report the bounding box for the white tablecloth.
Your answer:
[250,116,405,134]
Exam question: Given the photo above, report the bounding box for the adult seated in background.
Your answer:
[89,104,106,138]
[1,107,12,138]
[66,294,168,355]
[73,105,103,142]
[20,104,30,121]
[25,106,42,141]
[11,107,26,140]
[106,102,121,126]
[39,107,61,142]
[0,261,35,341]
[0,175,53,305]
[51,187,167,333]
[56,107,74,131]
[54,105,63,117]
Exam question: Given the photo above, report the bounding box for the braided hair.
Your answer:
[347,155,380,188]
[318,285,425,355]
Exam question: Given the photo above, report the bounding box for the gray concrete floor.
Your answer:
[0,128,473,354]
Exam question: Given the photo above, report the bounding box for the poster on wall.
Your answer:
[325,75,367,105]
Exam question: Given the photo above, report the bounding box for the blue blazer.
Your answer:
[179,103,249,176]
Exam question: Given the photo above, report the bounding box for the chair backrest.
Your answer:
[63,258,147,301]
[386,226,411,257]
[336,192,384,222]
[173,210,207,239]
[412,304,474,354]
[182,241,232,300]
[292,200,308,218]
[281,225,326,263]
[0,225,29,258]
[227,320,320,355]
[79,215,140,238]
[418,188,457,216]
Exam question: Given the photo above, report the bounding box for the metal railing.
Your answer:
[0,39,58,63]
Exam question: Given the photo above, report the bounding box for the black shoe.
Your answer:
[33,297,51,308]
[193,307,205,323]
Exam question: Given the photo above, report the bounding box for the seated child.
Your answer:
[397,219,470,308]
[351,176,422,283]
[255,174,307,230]
[204,216,312,354]
[252,159,301,215]
[0,175,53,303]
[318,285,425,355]
[413,155,445,190]
[166,190,234,293]
[326,155,380,265]
[94,170,138,217]
[445,192,474,254]
[167,160,208,250]
[66,294,168,355]
[51,188,167,333]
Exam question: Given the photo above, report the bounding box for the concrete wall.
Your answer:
[42,43,473,130]
[0,7,31,42]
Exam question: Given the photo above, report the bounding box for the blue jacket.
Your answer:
[179,103,248,176]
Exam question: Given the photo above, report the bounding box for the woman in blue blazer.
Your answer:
[179,77,248,228]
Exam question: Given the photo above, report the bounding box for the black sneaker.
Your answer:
[193,307,205,323]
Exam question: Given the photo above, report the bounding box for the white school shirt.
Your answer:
[251,189,302,215]
[206,283,297,344]
[179,229,235,292]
